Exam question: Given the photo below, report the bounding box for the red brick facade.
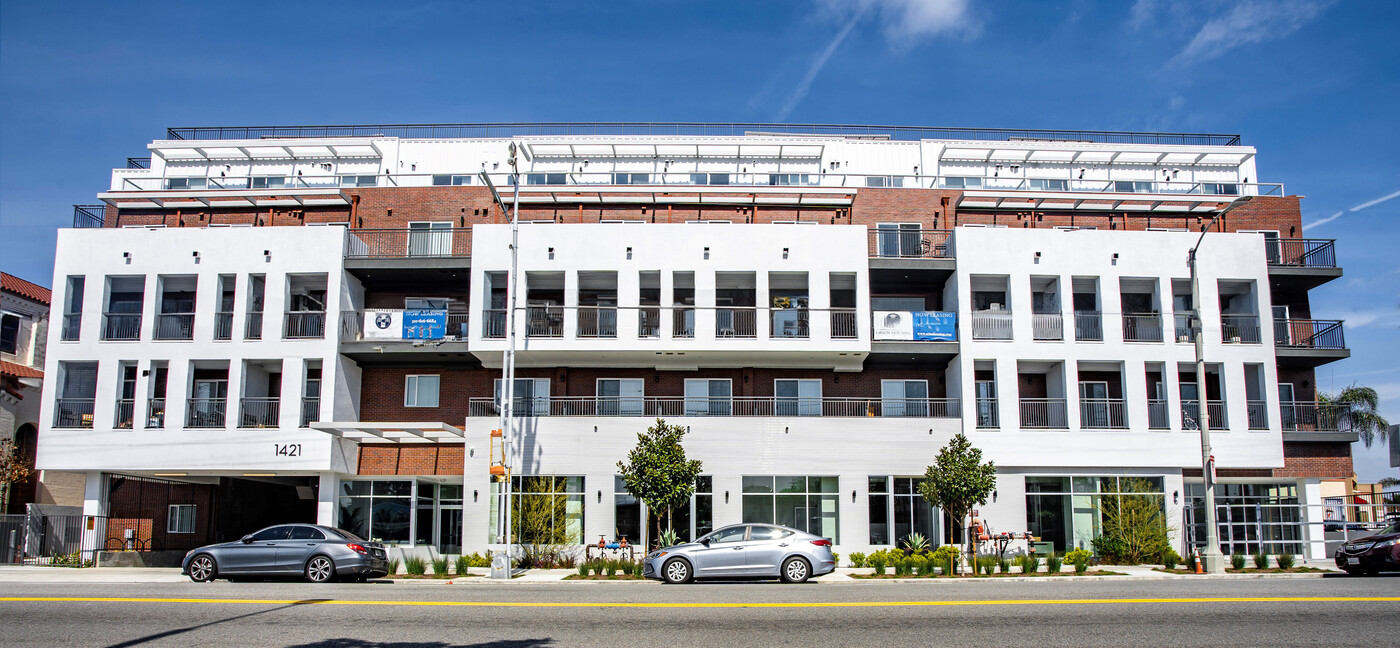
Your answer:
[357,444,464,476]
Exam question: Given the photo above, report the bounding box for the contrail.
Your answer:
[1303,187,1400,230]
[1349,188,1400,212]
[1303,211,1343,229]
[775,4,870,121]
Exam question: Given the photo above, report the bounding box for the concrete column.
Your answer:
[81,471,106,562]
[1301,478,1326,561]
[316,472,339,526]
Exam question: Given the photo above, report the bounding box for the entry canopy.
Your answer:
[311,421,465,444]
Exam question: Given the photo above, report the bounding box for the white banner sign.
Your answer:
[363,309,403,340]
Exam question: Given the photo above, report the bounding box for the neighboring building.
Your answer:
[37,123,1354,560]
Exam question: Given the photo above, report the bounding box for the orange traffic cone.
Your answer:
[1193,550,1204,574]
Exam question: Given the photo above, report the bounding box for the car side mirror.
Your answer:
[699,538,710,547]
[241,535,254,544]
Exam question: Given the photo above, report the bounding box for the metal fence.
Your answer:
[1020,399,1069,429]
[1032,313,1063,341]
[346,228,472,258]
[72,205,105,229]
[971,311,1013,340]
[0,514,106,566]
[101,313,142,341]
[154,313,195,340]
[1270,239,1336,268]
[1079,399,1128,429]
[1274,319,1345,349]
[1221,315,1262,344]
[868,228,953,258]
[1121,313,1163,342]
[1074,311,1103,341]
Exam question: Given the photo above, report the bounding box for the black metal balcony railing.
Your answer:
[1246,400,1269,429]
[971,311,1013,340]
[61,314,82,341]
[466,396,960,418]
[1269,239,1336,268]
[769,309,810,339]
[1220,315,1262,344]
[1147,399,1170,429]
[1273,319,1345,349]
[146,398,166,429]
[1279,401,1345,432]
[301,397,321,428]
[346,228,471,258]
[577,306,618,338]
[483,309,507,338]
[1032,313,1063,341]
[716,307,757,338]
[526,306,565,337]
[72,204,105,228]
[1080,399,1127,429]
[53,399,95,428]
[976,398,999,428]
[1020,398,1069,429]
[1181,400,1227,430]
[1074,311,1103,342]
[114,399,136,429]
[186,398,227,428]
[831,309,858,339]
[638,308,661,338]
[869,229,953,258]
[101,313,142,341]
[154,313,195,341]
[283,311,326,339]
[214,312,234,340]
[244,312,263,340]
[238,398,280,428]
[1174,313,1195,342]
[1122,313,1163,342]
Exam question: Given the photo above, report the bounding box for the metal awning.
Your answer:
[956,190,1236,213]
[149,138,386,162]
[97,188,352,209]
[310,421,466,444]
[525,141,825,159]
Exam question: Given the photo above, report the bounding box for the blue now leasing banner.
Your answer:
[403,310,448,339]
[912,311,957,341]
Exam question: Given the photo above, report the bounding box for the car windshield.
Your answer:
[1380,521,1400,536]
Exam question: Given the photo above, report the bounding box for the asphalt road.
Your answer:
[1,576,1397,647]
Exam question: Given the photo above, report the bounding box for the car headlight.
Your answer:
[1377,538,1400,548]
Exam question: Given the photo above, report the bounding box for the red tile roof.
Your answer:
[1,273,51,305]
[0,360,43,379]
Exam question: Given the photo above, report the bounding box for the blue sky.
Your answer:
[2,0,1396,478]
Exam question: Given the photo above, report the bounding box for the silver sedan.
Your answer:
[182,524,389,583]
[643,523,836,584]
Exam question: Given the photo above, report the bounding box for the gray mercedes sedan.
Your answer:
[181,524,389,583]
[642,523,836,584]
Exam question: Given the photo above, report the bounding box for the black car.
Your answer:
[181,524,389,582]
[1334,519,1400,575]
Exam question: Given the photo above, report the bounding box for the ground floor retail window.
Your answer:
[1024,476,1166,553]
[742,476,839,543]
[488,476,585,545]
[868,477,940,546]
[339,479,464,551]
[1186,483,1304,556]
[613,475,712,546]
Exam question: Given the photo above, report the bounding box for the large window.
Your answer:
[684,379,731,416]
[405,375,440,407]
[489,475,585,545]
[881,380,929,417]
[741,476,839,543]
[598,379,644,416]
[868,477,939,546]
[494,378,551,416]
[1186,483,1304,556]
[339,480,412,544]
[1024,476,1166,553]
[613,475,712,545]
[774,379,821,416]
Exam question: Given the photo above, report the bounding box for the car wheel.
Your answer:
[662,558,692,584]
[305,555,336,583]
[781,557,811,584]
[188,554,217,582]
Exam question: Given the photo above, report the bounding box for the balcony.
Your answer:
[154,313,195,341]
[1020,399,1069,429]
[638,308,661,338]
[971,310,1013,340]
[1273,319,1348,367]
[868,228,953,259]
[214,312,234,340]
[301,397,320,428]
[716,307,758,338]
[1279,401,1345,432]
[146,398,166,429]
[53,399,95,428]
[831,309,857,339]
[72,204,105,228]
[1181,400,1227,429]
[769,308,810,339]
[1147,399,1170,429]
[283,311,326,339]
[1032,313,1063,341]
[673,309,695,338]
[339,310,470,342]
[1074,311,1103,342]
[577,306,618,338]
[1173,313,1194,343]
[1079,399,1127,429]
[1247,400,1269,429]
[482,309,507,338]
[466,396,960,418]
[526,306,565,337]
[185,398,227,428]
[101,313,142,341]
[114,399,136,429]
[61,314,82,341]
[238,398,280,428]
[1121,313,1163,342]
[1220,315,1261,344]
[346,227,471,259]
[244,312,264,340]
[1267,239,1341,289]
[975,398,999,428]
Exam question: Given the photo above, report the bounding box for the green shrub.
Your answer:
[1231,553,1246,570]
[404,556,427,576]
[470,552,493,568]
[1161,549,1180,570]
[1093,477,1174,564]
[1276,554,1295,570]
[849,552,867,569]
[455,555,471,575]
[892,558,909,576]
[1022,554,1040,574]
[1064,549,1092,574]
[998,557,1010,573]
[869,556,886,575]
[930,545,961,575]
[431,557,450,578]
[387,558,401,575]
[578,562,591,576]
[916,556,936,577]
[1252,552,1269,569]
[831,552,841,567]
[1046,554,1063,574]
[604,560,617,576]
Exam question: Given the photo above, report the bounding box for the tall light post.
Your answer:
[480,143,521,577]
[1187,195,1251,574]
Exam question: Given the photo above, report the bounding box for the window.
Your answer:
[339,481,411,543]
[250,525,291,541]
[615,475,711,545]
[749,526,794,540]
[432,175,472,186]
[865,176,904,188]
[769,174,814,186]
[868,477,939,545]
[339,175,378,188]
[527,173,567,185]
[250,176,287,189]
[494,378,550,416]
[1113,181,1155,193]
[167,504,196,534]
[405,375,440,407]
[1025,476,1166,553]
[689,173,729,185]
[597,379,644,416]
[612,173,651,185]
[943,177,982,189]
[489,475,585,544]
[684,379,731,416]
[707,525,748,544]
[288,525,325,540]
[1028,179,1068,191]
[1202,183,1239,195]
[0,313,18,354]
[876,223,923,258]
[775,379,821,416]
[741,476,839,542]
[881,380,929,417]
[165,178,208,190]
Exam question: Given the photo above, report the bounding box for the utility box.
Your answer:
[490,552,511,579]
[1031,541,1055,556]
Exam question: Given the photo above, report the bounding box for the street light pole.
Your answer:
[480,145,521,577]
[1187,196,1251,574]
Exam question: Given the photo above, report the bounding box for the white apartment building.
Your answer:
[37,123,1351,563]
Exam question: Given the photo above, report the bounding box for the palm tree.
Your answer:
[1319,384,1390,447]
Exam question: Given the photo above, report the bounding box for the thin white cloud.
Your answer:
[1128,0,1156,30]
[775,8,867,121]
[1303,210,1344,229]
[1167,0,1333,68]
[1331,308,1400,330]
[1349,188,1400,212]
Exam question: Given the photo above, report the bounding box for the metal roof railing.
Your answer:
[164,122,1243,146]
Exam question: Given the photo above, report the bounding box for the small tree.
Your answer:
[0,439,34,514]
[1093,477,1172,564]
[917,433,996,573]
[1320,384,1390,447]
[617,419,703,547]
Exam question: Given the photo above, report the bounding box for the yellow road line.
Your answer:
[0,596,1397,608]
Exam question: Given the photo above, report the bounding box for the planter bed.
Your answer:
[386,573,479,579]
[565,574,647,580]
[1151,567,1326,575]
[851,570,1124,579]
